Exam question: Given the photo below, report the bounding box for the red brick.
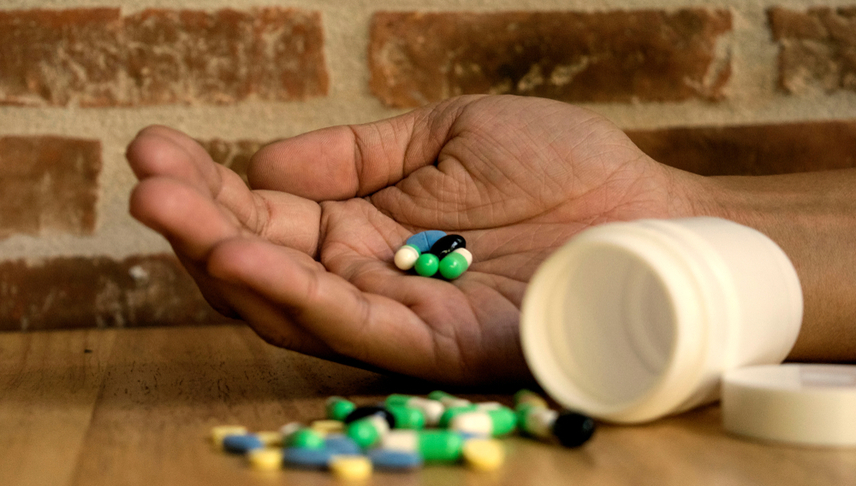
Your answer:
[626,120,856,175]
[0,8,328,106]
[0,136,100,237]
[369,9,732,107]
[769,7,856,94]
[0,254,234,331]
[198,138,268,184]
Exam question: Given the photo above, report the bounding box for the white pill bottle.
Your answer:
[520,217,803,423]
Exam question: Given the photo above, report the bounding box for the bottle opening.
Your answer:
[551,245,676,408]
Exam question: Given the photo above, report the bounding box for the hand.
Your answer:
[127,95,705,385]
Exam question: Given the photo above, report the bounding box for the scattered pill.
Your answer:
[406,231,446,253]
[452,247,473,266]
[368,449,424,471]
[518,405,558,439]
[414,253,440,277]
[439,405,477,428]
[286,428,325,450]
[210,425,249,449]
[385,395,444,427]
[387,404,426,430]
[394,245,421,271]
[552,411,596,448]
[438,252,468,280]
[329,455,373,480]
[462,438,505,471]
[428,391,471,409]
[514,389,549,410]
[346,416,389,449]
[327,397,357,422]
[223,434,264,454]
[449,407,517,437]
[247,448,284,471]
[417,430,465,462]
[311,420,345,436]
[429,234,466,258]
[283,447,333,469]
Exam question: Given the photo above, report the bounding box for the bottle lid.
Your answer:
[722,364,856,447]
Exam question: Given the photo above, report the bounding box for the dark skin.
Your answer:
[127,95,856,386]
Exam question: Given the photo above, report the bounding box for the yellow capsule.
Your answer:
[462,438,505,472]
[329,454,373,480]
[246,448,283,471]
[311,419,345,436]
[210,425,248,449]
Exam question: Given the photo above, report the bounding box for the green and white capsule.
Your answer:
[449,407,517,437]
[514,389,550,410]
[438,404,478,428]
[346,415,390,449]
[380,430,465,462]
[518,404,558,439]
[326,396,357,421]
[385,394,445,427]
[428,390,472,409]
[387,404,426,430]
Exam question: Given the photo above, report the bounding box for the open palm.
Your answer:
[127,95,701,385]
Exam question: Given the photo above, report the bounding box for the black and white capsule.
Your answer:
[429,234,466,258]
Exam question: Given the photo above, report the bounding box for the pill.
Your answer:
[344,405,396,429]
[462,438,505,471]
[255,431,283,447]
[385,395,444,427]
[311,420,345,436]
[449,407,517,437]
[346,415,389,449]
[394,245,421,271]
[282,447,333,469]
[381,429,464,462]
[406,230,446,253]
[246,448,284,471]
[329,455,373,480]
[552,411,596,448]
[387,404,426,430]
[368,449,424,471]
[222,434,264,454]
[439,404,477,428]
[453,247,473,266]
[279,422,303,438]
[414,253,440,277]
[428,390,472,409]
[429,234,466,258]
[514,389,550,410]
[210,425,248,449]
[286,428,325,450]
[325,434,362,455]
[518,405,558,439]
[326,396,357,422]
[438,252,468,280]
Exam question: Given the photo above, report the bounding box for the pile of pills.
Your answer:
[210,389,595,479]
[394,231,473,280]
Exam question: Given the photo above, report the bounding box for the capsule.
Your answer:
[449,407,517,436]
[346,415,389,449]
[414,253,440,277]
[394,244,421,271]
[326,396,357,422]
[438,404,478,428]
[438,252,469,280]
[344,405,396,429]
[428,390,472,409]
[514,389,550,410]
[380,430,465,462]
[387,404,426,430]
[517,404,558,439]
[285,428,325,450]
[453,247,473,266]
[429,234,466,258]
[552,411,596,448]
[386,394,445,426]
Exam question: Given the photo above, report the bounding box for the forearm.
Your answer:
[699,169,856,361]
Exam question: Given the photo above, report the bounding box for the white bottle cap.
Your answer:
[722,364,856,447]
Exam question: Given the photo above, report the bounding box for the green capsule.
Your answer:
[414,253,440,277]
[387,404,426,430]
[439,404,477,428]
[514,389,549,410]
[326,396,356,421]
[438,252,468,280]
[428,390,471,408]
[285,428,325,450]
[346,417,384,449]
[487,407,518,436]
[417,430,464,462]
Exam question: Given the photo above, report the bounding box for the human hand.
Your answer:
[127,95,706,385]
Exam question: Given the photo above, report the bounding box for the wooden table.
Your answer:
[2,325,854,485]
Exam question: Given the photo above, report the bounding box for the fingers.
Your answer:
[206,237,443,379]
[247,96,482,200]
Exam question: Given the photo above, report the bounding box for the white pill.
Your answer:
[394,245,420,271]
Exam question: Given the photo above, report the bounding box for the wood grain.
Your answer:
[1,325,854,486]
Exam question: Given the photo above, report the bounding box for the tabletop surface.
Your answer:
[2,324,855,486]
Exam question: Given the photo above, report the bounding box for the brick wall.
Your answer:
[1,1,855,331]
